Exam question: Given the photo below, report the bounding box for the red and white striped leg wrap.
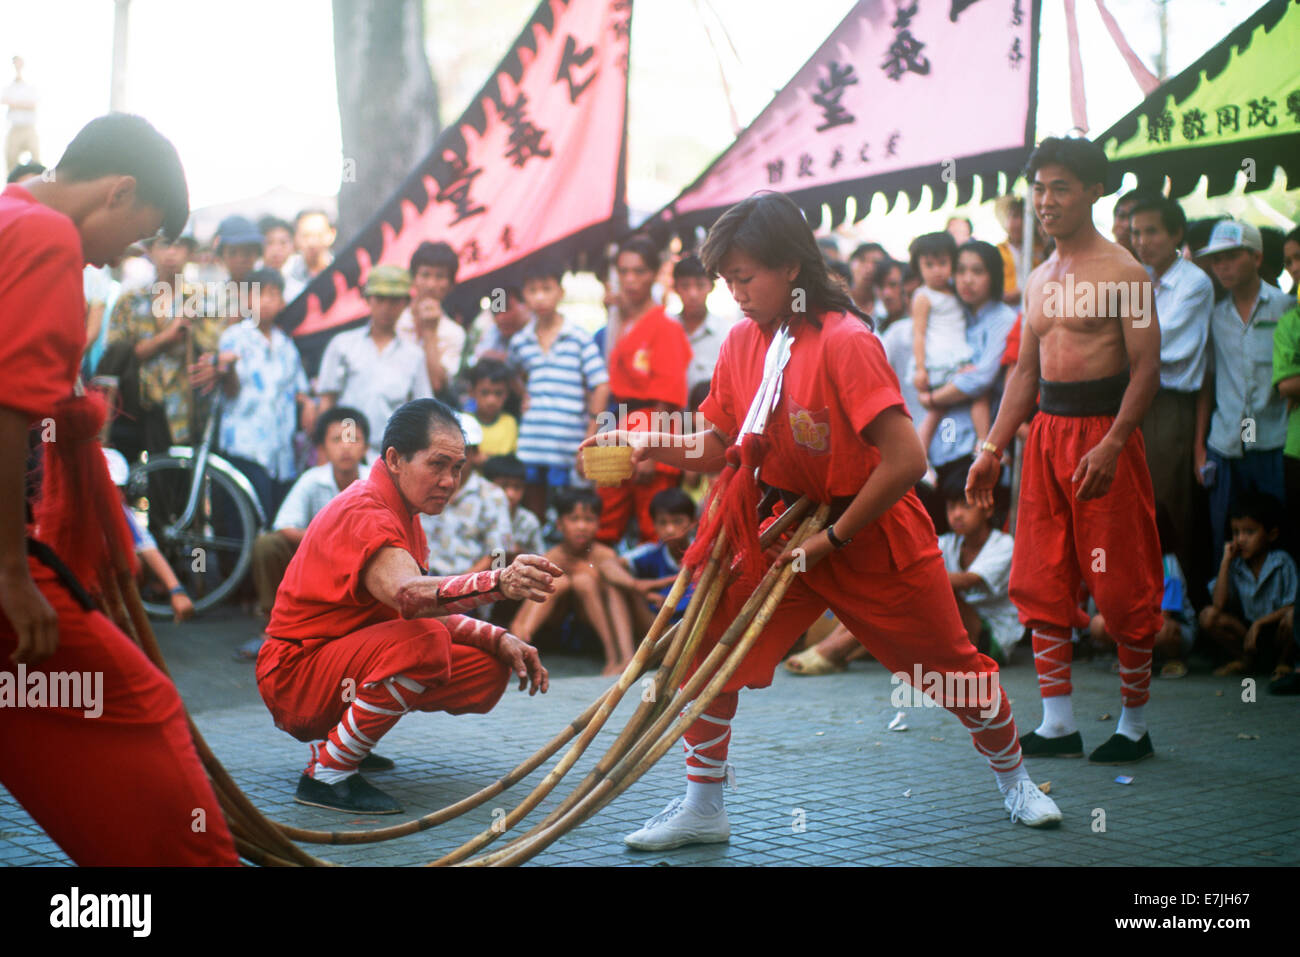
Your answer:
[442,613,507,651]
[1031,627,1073,698]
[435,569,505,614]
[953,688,1023,774]
[1117,640,1154,708]
[683,691,738,784]
[305,674,426,778]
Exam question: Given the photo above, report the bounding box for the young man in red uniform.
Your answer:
[581,193,1060,851]
[259,398,561,814]
[968,137,1164,765]
[0,114,237,865]
[598,236,692,545]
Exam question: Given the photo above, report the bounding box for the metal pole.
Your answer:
[110,0,130,112]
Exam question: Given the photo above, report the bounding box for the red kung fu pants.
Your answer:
[0,557,238,866]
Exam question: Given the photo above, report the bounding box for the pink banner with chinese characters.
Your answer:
[656,0,1039,232]
[284,0,632,371]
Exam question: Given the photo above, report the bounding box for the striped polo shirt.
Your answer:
[510,317,608,468]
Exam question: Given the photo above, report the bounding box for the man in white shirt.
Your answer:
[396,240,466,399]
[1131,195,1214,578]
[317,265,434,456]
[2,56,38,177]
[242,406,371,659]
[671,254,730,396]
[282,209,336,301]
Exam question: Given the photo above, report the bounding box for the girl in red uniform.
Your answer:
[580,192,1060,851]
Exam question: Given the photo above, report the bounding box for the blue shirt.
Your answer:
[1208,549,1298,623]
[623,540,693,619]
[928,300,1018,467]
[1206,281,1294,458]
[510,319,608,468]
[218,320,309,480]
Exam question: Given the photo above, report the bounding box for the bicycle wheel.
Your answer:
[126,455,258,617]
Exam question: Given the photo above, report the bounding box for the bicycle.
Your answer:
[125,391,267,617]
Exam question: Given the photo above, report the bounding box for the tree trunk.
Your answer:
[332,0,441,240]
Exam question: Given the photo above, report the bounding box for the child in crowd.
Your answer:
[512,265,609,520]
[509,488,636,676]
[419,413,512,579]
[935,470,1020,663]
[467,358,518,463]
[622,487,697,631]
[1089,505,1197,678]
[483,454,544,559]
[909,232,988,462]
[1199,492,1297,680]
[466,285,530,370]
[104,448,194,624]
[397,240,466,401]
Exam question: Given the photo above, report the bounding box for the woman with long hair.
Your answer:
[579,192,1059,852]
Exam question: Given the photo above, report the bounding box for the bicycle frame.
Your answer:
[162,392,267,534]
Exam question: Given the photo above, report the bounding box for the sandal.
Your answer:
[1212,659,1245,677]
[1271,664,1294,683]
[1159,660,1188,679]
[784,647,846,676]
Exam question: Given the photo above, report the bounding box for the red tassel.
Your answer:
[684,436,768,588]
[32,393,137,595]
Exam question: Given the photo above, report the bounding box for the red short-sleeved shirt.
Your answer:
[267,460,427,641]
[607,305,692,407]
[700,310,939,568]
[0,185,87,420]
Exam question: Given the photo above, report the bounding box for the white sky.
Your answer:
[1,0,1273,224]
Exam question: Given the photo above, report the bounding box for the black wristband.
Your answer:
[826,524,851,549]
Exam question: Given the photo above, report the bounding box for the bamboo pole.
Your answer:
[469,504,829,867]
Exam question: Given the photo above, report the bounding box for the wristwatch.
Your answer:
[978,440,1003,462]
[826,523,853,549]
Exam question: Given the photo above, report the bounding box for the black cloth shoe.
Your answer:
[1088,732,1154,765]
[358,753,395,772]
[294,773,403,814]
[1268,672,1300,695]
[1019,730,1084,758]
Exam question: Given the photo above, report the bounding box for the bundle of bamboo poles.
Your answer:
[96,493,825,867]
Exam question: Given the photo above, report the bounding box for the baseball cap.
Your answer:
[455,411,484,448]
[215,215,264,249]
[364,265,412,298]
[1195,219,1263,258]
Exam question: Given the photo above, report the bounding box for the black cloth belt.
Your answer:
[1037,372,1130,417]
[26,538,97,612]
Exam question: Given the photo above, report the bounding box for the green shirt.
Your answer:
[1273,303,1300,459]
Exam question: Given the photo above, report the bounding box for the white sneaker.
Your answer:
[624,796,730,851]
[1004,780,1062,828]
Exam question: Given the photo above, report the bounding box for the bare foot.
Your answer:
[601,660,625,677]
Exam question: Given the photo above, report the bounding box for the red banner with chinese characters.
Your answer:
[651,0,1039,234]
[283,0,632,372]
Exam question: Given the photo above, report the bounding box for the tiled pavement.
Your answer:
[2,612,1297,867]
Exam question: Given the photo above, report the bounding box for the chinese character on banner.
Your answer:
[556,35,598,103]
[1288,90,1300,124]
[500,93,552,168]
[1216,104,1240,134]
[798,153,815,177]
[767,159,785,184]
[883,2,931,81]
[1008,37,1024,69]
[1247,97,1278,128]
[610,0,631,40]
[886,131,901,156]
[461,239,482,265]
[500,225,515,252]
[859,142,871,163]
[1181,108,1207,141]
[1010,0,1024,26]
[1147,110,1174,143]
[813,61,858,132]
[435,150,487,225]
[829,146,845,170]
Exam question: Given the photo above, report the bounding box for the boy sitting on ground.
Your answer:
[622,487,697,632]
[1200,492,1296,680]
[509,488,637,676]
